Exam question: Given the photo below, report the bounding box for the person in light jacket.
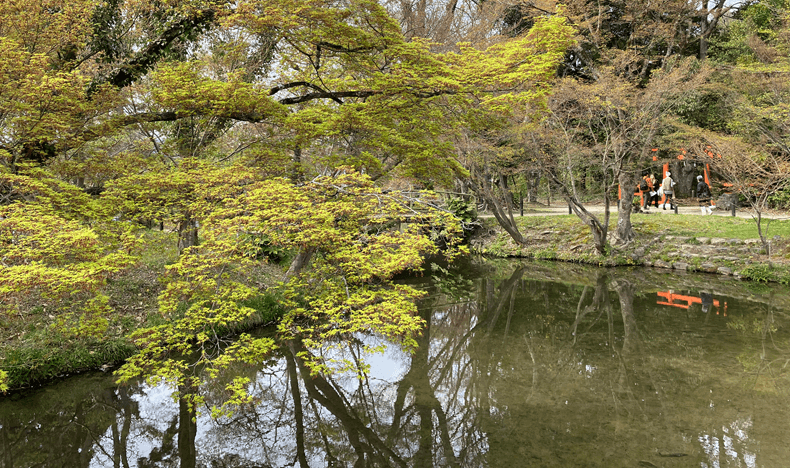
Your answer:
[661,171,675,210]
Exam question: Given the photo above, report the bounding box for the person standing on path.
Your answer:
[640,175,652,210]
[661,171,676,210]
[697,175,713,215]
[649,174,660,208]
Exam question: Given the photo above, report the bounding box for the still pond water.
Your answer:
[2,259,790,468]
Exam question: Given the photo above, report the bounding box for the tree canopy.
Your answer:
[0,0,574,397]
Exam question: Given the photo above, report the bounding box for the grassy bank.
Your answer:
[473,213,790,282]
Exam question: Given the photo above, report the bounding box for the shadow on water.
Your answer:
[2,259,790,467]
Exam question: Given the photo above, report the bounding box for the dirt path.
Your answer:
[497,201,790,220]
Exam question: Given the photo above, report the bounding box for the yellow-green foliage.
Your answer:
[0,170,138,336]
[116,170,464,414]
[0,0,576,401]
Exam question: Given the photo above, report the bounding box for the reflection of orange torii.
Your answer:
[657,291,728,315]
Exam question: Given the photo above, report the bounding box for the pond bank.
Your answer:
[471,212,790,284]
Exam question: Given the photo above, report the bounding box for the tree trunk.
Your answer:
[614,172,635,246]
[292,146,304,183]
[472,172,526,244]
[754,209,771,257]
[285,247,316,281]
[549,171,609,255]
[177,216,198,255]
[671,161,696,198]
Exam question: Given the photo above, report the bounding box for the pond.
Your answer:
[2,259,790,468]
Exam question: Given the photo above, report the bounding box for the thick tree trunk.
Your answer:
[177,216,198,255]
[284,247,316,281]
[670,161,696,198]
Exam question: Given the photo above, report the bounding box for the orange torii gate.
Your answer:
[619,148,717,208]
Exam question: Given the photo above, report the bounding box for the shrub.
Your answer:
[739,263,775,283]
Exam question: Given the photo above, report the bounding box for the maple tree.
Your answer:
[0,0,576,395]
[114,171,464,414]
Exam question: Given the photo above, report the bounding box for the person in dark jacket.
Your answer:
[648,174,659,208]
[697,175,713,215]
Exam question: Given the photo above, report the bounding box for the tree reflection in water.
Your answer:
[2,261,790,467]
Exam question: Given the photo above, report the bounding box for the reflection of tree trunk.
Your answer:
[613,279,639,355]
[0,413,13,468]
[111,389,134,468]
[570,285,590,343]
[73,399,97,467]
[119,387,132,468]
[571,272,610,343]
[286,347,311,468]
[504,286,516,339]
[293,341,408,468]
[177,387,197,468]
[484,267,526,332]
[388,304,460,467]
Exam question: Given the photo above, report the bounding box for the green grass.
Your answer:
[477,212,790,272]
[634,215,790,239]
[511,213,790,240]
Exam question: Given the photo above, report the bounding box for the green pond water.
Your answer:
[2,259,790,468]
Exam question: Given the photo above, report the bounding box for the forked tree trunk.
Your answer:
[473,172,526,245]
[550,171,610,255]
[614,172,635,246]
